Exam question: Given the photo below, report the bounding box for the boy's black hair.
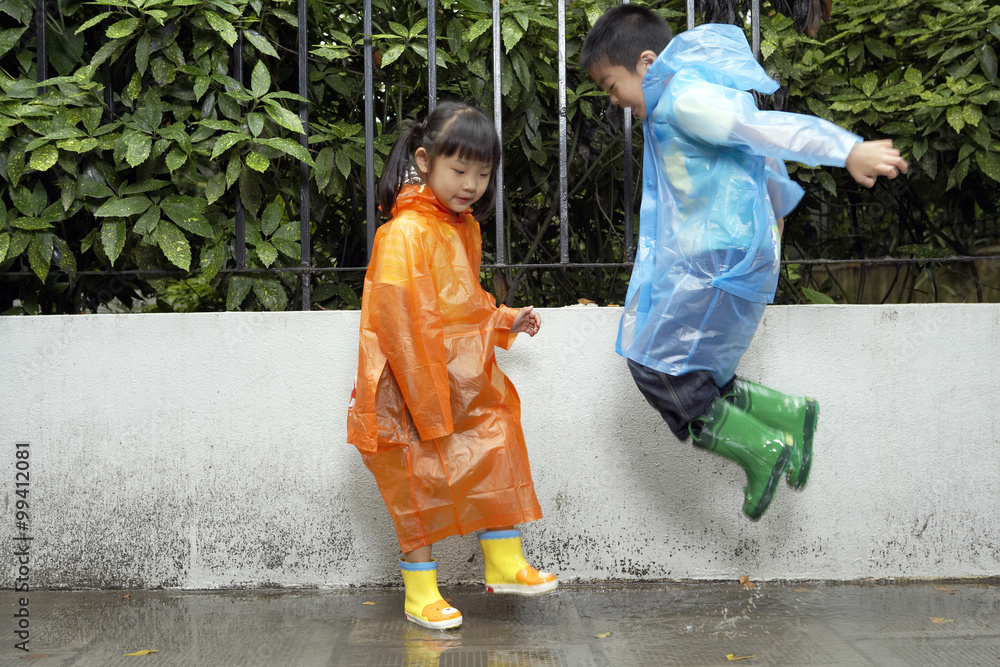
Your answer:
[378,101,501,221]
[579,4,673,72]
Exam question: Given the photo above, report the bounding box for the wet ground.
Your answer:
[3,581,999,666]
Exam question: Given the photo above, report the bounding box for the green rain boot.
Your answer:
[692,399,794,521]
[729,379,817,490]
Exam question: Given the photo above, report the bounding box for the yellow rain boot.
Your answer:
[399,560,462,630]
[479,529,558,595]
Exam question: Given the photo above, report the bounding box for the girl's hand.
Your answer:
[511,306,541,337]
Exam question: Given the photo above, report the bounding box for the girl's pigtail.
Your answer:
[377,121,426,218]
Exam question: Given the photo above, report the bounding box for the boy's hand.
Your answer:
[846,139,908,188]
[511,305,541,337]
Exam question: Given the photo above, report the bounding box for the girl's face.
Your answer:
[415,148,493,215]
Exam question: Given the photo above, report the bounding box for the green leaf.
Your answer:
[246,151,269,172]
[815,170,837,196]
[136,33,151,74]
[250,60,270,98]
[264,103,305,134]
[260,137,313,164]
[101,218,127,264]
[106,18,141,39]
[0,233,8,263]
[501,18,524,53]
[252,275,287,311]
[78,179,115,198]
[57,137,99,153]
[29,144,59,171]
[95,196,153,217]
[226,154,243,188]
[200,242,226,281]
[976,151,1000,184]
[465,18,491,42]
[157,220,191,270]
[0,27,27,59]
[314,147,334,189]
[245,29,278,58]
[161,195,213,237]
[335,149,350,178]
[979,44,998,83]
[206,171,226,205]
[261,197,283,236]
[256,241,278,268]
[946,105,965,133]
[76,11,113,34]
[166,148,188,172]
[28,232,53,282]
[194,75,210,101]
[380,44,406,68]
[134,206,160,238]
[226,274,253,310]
[204,11,237,46]
[801,287,835,305]
[247,112,265,137]
[122,132,152,167]
[211,132,249,159]
[271,238,299,259]
[6,149,26,188]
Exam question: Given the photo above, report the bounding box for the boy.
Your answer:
[580,5,907,519]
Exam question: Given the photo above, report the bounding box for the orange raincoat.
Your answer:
[347,184,543,553]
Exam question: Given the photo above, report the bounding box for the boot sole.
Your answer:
[404,611,463,630]
[745,444,792,521]
[792,399,817,490]
[485,580,559,595]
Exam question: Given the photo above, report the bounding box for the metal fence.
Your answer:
[14,0,1000,309]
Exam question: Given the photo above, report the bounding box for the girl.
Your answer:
[347,101,557,630]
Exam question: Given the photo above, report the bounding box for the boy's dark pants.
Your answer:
[627,359,736,441]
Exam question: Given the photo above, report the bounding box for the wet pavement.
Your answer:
[3,581,999,666]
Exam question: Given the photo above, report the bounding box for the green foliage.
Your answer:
[762,0,1000,303]
[2,0,998,313]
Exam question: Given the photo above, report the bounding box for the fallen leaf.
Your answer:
[595,632,611,638]
[930,617,954,624]
[121,594,131,599]
[362,601,377,605]
[607,303,619,307]
[578,298,595,305]
[934,587,957,592]
[727,654,756,661]
[738,575,757,589]
[123,649,158,656]
[793,588,809,592]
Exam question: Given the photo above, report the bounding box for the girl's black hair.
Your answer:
[378,101,502,221]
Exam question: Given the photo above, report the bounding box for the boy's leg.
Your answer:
[627,360,791,519]
[727,379,817,489]
[479,528,558,595]
[627,359,732,439]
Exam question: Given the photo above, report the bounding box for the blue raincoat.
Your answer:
[617,24,861,385]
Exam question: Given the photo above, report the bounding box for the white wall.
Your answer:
[1,304,998,589]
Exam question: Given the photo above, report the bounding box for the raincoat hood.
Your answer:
[643,23,779,118]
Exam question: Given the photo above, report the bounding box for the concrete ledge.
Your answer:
[2,304,998,589]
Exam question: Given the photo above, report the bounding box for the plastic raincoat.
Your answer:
[618,24,861,385]
[347,184,542,553]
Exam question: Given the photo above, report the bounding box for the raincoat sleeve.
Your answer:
[668,78,861,167]
[367,220,454,441]
[494,305,519,351]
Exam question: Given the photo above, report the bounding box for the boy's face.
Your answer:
[588,51,658,120]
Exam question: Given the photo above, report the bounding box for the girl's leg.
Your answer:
[399,541,462,630]
[403,545,432,563]
[479,527,558,595]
